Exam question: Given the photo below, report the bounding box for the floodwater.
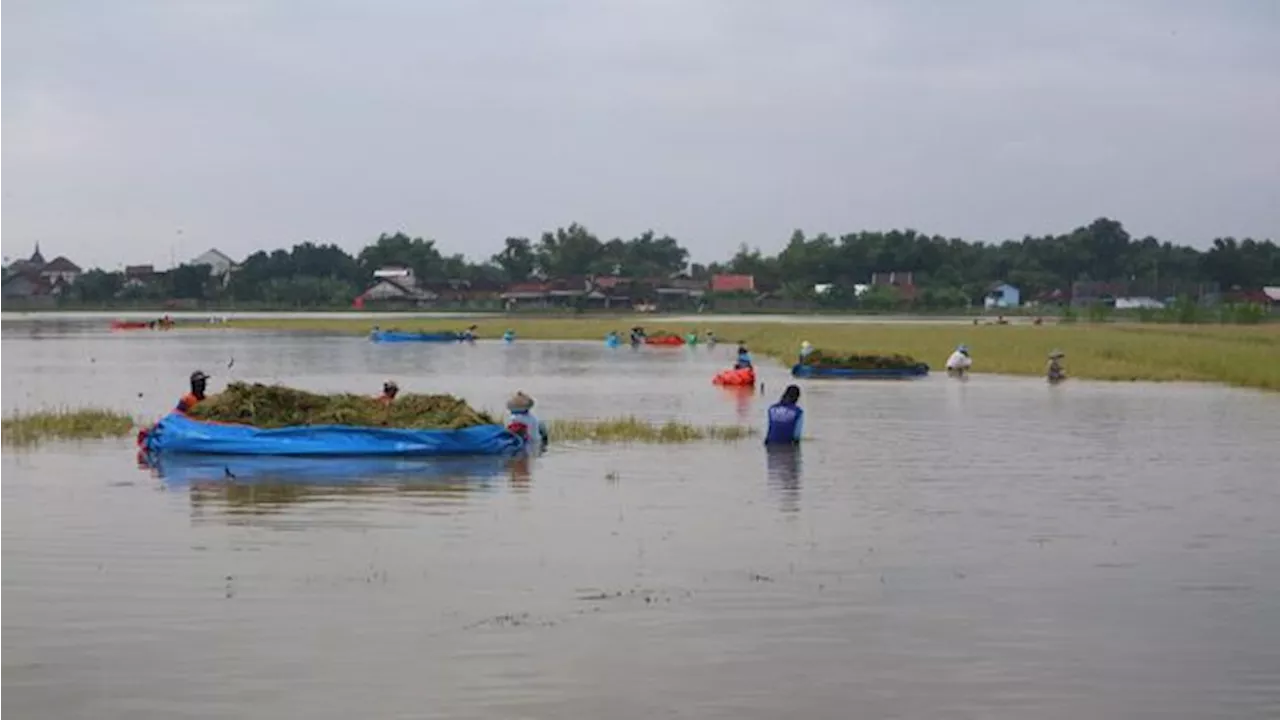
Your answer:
[3,320,1279,719]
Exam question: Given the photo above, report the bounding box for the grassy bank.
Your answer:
[221,316,1280,391]
[2,408,137,446]
[548,417,755,443]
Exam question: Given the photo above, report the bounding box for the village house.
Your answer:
[984,282,1021,309]
[356,266,437,306]
[2,244,82,304]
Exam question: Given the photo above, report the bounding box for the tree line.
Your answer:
[65,217,1279,307]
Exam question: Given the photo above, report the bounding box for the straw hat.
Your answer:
[507,391,535,412]
[1049,349,1065,358]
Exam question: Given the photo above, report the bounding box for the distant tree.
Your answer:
[491,237,536,281]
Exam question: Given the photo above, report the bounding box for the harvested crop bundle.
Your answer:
[801,350,925,370]
[186,382,497,429]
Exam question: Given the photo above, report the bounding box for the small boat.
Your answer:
[791,363,929,379]
[712,367,756,387]
[139,412,525,457]
[644,334,686,347]
[370,330,461,343]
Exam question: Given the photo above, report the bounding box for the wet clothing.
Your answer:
[945,351,972,371]
[765,402,804,445]
[737,350,753,368]
[176,392,202,413]
[1047,359,1066,382]
[505,410,547,450]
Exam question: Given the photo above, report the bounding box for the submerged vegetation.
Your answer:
[548,417,756,444]
[187,382,497,429]
[218,317,1280,391]
[2,408,136,446]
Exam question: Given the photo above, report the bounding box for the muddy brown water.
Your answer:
[3,321,1279,719]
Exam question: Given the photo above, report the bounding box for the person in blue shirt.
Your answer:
[765,385,804,445]
[735,342,753,369]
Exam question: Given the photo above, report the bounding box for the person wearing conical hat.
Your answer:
[505,391,547,450]
[945,344,972,378]
[1047,349,1067,383]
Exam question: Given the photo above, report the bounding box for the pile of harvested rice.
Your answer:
[187,382,497,429]
[801,350,925,370]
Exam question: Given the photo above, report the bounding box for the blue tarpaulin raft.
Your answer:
[370,330,460,343]
[141,413,524,457]
[146,452,515,486]
[790,363,930,379]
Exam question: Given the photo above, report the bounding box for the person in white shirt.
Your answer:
[945,344,972,377]
[504,391,548,451]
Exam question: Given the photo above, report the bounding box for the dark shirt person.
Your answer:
[764,385,804,445]
[177,370,210,413]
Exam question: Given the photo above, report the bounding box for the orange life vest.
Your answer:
[177,393,201,413]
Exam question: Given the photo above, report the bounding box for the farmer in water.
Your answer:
[735,343,753,369]
[378,380,399,405]
[765,384,804,445]
[1047,349,1067,383]
[799,340,814,364]
[505,391,548,451]
[177,370,210,413]
[945,344,972,377]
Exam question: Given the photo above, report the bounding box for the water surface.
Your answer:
[4,324,1279,719]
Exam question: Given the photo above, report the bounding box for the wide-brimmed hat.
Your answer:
[507,391,535,412]
[191,370,211,383]
[1048,349,1065,358]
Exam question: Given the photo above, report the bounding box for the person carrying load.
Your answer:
[945,344,972,378]
[177,370,210,413]
[765,385,804,445]
[505,391,548,451]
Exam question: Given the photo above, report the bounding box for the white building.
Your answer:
[190,249,236,278]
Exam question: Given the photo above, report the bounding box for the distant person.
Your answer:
[505,391,548,450]
[629,327,646,347]
[378,381,399,405]
[765,385,804,445]
[705,330,717,345]
[177,370,210,413]
[996,315,1009,325]
[799,341,814,364]
[460,325,479,341]
[1047,350,1067,383]
[606,330,621,348]
[503,329,516,343]
[945,344,972,377]
[685,330,700,346]
[370,325,381,338]
[735,343,753,369]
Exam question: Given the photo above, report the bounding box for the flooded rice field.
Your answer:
[4,320,1280,719]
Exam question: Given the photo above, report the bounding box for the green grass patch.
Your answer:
[2,408,136,446]
[217,316,1280,391]
[548,416,756,444]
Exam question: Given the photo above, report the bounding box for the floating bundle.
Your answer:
[800,350,924,370]
[186,382,497,429]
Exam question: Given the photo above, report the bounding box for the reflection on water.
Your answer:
[765,445,803,513]
[4,328,1280,720]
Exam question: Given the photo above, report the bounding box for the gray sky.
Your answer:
[3,0,1278,270]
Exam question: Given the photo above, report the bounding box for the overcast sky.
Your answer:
[3,0,1278,270]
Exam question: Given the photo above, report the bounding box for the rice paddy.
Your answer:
[548,417,756,444]
[218,316,1280,391]
[2,408,137,446]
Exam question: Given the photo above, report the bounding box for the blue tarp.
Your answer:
[790,363,930,379]
[145,452,515,486]
[143,413,525,457]
[370,330,460,343]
